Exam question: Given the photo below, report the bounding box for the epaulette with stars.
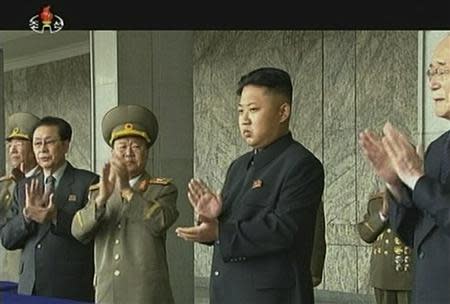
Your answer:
[138,177,172,192]
[88,183,100,191]
[369,191,384,201]
[0,175,13,183]
[149,177,172,185]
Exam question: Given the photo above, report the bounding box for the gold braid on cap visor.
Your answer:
[7,127,30,140]
[109,123,151,145]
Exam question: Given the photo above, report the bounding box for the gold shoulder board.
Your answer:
[369,191,384,201]
[0,175,13,182]
[89,183,100,191]
[148,177,172,185]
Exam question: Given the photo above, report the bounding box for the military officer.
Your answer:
[72,104,179,304]
[357,190,413,304]
[0,112,40,282]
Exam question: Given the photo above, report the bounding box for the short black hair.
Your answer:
[34,116,72,142]
[236,67,293,103]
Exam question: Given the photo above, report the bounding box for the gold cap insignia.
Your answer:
[101,105,159,148]
[68,194,77,202]
[109,122,151,146]
[8,127,30,140]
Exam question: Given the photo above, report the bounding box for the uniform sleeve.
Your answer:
[127,183,179,236]
[51,174,99,239]
[0,181,36,250]
[311,200,326,287]
[71,192,104,245]
[218,156,324,261]
[387,184,419,248]
[412,175,450,237]
[357,196,387,244]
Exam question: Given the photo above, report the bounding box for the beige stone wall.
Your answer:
[193,30,417,295]
[4,54,91,171]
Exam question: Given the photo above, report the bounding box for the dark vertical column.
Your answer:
[117,30,194,304]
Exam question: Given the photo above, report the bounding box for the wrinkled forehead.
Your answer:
[33,125,59,139]
[114,136,147,146]
[431,37,450,65]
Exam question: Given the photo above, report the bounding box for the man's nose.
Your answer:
[241,112,250,124]
[125,146,134,156]
[429,78,441,90]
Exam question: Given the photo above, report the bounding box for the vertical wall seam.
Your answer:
[354,30,359,294]
[89,31,96,172]
[417,31,425,148]
[321,30,326,290]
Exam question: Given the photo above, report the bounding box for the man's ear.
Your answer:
[280,102,291,123]
[62,140,71,154]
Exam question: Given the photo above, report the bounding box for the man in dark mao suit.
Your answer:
[359,35,450,303]
[1,116,98,302]
[177,67,325,304]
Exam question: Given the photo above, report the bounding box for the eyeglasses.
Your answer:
[33,138,61,149]
[426,65,450,80]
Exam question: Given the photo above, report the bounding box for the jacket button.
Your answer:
[115,239,120,245]
[214,270,220,276]
[36,243,42,249]
[114,270,120,276]
[114,254,120,261]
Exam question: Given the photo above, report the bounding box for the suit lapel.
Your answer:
[415,140,445,247]
[415,215,436,248]
[54,163,75,210]
[36,163,74,242]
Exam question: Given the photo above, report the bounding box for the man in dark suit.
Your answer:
[0,116,98,302]
[357,190,413,304]
[176,67,325,304]
[359,35,450,303]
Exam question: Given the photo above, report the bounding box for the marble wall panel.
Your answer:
[4,54,91,171]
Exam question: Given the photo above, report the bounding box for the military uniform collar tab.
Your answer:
[25,166,40,178]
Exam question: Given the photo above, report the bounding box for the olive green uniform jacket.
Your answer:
[0,175,21,282]
[357,192,413,291]
[72,172,179,304]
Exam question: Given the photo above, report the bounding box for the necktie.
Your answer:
[45,175,56,195]
[440,133,450,184]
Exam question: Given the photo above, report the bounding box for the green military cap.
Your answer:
[6,112,40,141]
[102,104,159,147]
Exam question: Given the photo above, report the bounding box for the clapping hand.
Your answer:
[187,179,222,221]
[23,178,56,223]
[175,178,222,243]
